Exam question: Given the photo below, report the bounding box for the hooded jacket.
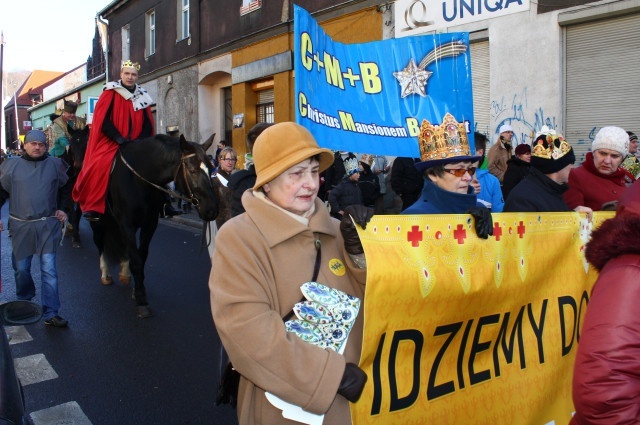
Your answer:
[571,180,640,424]
[210,191,365,425]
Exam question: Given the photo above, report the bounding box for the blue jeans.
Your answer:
[12,253,61,319]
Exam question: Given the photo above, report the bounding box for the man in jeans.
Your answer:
[0,130,70,327]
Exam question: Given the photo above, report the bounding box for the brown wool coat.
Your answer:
[210,191,366,425]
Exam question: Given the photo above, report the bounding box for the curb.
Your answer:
[163,213,203,229]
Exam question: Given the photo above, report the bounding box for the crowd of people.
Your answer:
[0,56,637,424]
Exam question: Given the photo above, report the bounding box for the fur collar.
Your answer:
[104,81,154,111]
[586,214,640,271]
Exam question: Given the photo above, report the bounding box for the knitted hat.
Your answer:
[592,126,629,157]
[514,144,531,156]
[415,113,481,172]
[63,100,78,113]
[252,122,334,190]
[344,157,360,176]
[499,124,514,134]
[627,131,637,143]
[530,133,575,174]
[24,130,47,144]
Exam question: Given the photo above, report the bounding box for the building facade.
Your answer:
[393,0,640,161]
[98,0,382,163]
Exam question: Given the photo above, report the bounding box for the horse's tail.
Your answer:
[91,215,128,265]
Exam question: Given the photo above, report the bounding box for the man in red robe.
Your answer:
[73,60,155,221]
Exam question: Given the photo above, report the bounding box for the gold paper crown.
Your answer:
[359,154,374,166]
[344,157,360,175]
[418,113,471,162]
[121,60,141,71]
[531,134,572,160]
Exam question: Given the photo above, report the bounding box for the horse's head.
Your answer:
[175,134,219,221]
[68,126,90,171]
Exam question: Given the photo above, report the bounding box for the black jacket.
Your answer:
[502,157,531,200]
[390,157,423,209]
[503,167,570,212]
[228,165,256,217]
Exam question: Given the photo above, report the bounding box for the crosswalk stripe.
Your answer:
[13,353,58,386]
[30,401,93,425]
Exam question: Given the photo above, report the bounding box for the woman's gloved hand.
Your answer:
[466,206,493,239]
[340,205,374,255]
[338,363,368,403]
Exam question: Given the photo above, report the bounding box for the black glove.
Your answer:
[115,136,131,146]
[338,363,367,403]
[467,206,493,239]
[340,205,374,255]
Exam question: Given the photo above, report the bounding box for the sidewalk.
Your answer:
[163,206,203,229]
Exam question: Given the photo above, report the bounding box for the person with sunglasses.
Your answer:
[207,146,238,258]
[402,114,493,239]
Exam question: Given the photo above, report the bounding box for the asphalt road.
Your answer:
[0,204,238,425]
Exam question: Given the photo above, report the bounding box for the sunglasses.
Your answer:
[443,167,476,177]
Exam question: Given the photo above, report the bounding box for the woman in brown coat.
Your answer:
[209,122,371,425]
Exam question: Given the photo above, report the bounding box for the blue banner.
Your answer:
[294,5,475,157]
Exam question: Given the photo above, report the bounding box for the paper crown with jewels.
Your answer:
[344,157,360,176]
[415,112,480,171]
[121,60,141,71]
[530,131,575,174]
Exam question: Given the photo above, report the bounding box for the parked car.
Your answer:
[0,301,42,425]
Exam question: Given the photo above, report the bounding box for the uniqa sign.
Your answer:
[394,0,530,37]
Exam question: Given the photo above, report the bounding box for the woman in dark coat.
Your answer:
[502,143,531,200]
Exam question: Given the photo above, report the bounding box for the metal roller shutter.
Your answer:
[565,13,640,163]
[471,40,490,136]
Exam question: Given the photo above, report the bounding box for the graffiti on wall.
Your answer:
[490,87,557,146]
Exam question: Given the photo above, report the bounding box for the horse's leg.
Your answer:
[129,216,159,318]
[120,223,152,318]
[100,253,113,285]
[118,259,131,285]
[70,202,82,248]
[90,221,113,285]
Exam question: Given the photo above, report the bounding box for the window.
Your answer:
[177,0,189,41]
[121,26,130,63]
[256,89,274,124]
[240,0,262,16]
[146,10,156,57]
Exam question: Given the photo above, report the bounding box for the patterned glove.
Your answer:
[338,363,368,403]
[340,205,374,255]
[466,206,493,239]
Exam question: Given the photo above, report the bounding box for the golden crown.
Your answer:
[531,133,572,160]
[121,60,141,70]
[418,113,470,162]
[359,154,374,166]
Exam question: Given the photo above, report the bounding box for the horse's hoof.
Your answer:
[101,276,114,286]
[119,274,131,285]
[136,305,153,318]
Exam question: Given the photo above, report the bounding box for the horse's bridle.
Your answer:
[118,151,212,208]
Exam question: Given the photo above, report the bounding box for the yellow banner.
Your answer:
[353,212,612,425]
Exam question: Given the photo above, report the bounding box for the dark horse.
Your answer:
[90,134,219,318]
[65,126,90,248]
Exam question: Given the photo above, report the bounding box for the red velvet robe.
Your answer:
[72,87,154,213]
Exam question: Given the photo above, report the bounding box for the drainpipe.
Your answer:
[96,13,109,83]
